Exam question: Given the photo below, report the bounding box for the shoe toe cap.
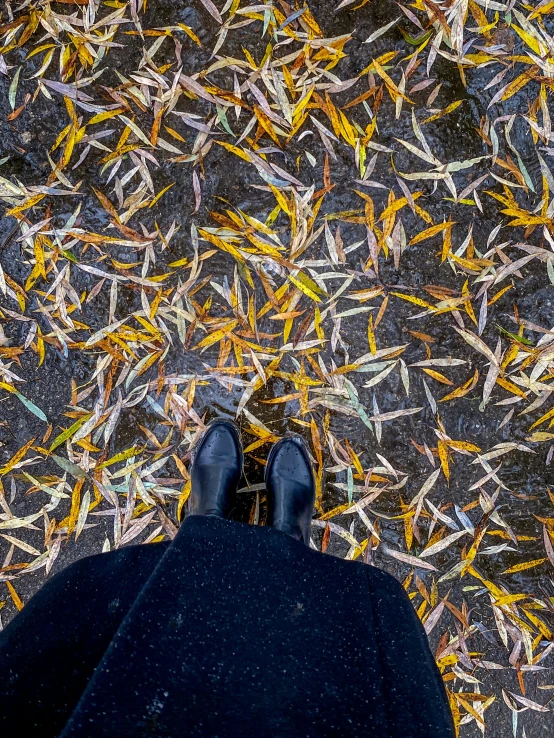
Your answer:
[268,437,313,485]
[196,420,242,465]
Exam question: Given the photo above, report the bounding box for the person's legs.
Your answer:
[265,435,315,544]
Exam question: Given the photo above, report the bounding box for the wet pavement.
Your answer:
[1,1,554,734]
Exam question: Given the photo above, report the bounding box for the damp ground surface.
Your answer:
[1,1,554,735]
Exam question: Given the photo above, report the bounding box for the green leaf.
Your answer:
[9,67,21,111]
[50,454,88,478]
[49,414,91,453]
[61,249,78,263]
[216,105,235,137]
[398,28,433,46]
[14,390,47,422]
[495,324,534,346]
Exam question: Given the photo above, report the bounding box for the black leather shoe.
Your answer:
[265,435,315,544]
[190,419,243,518]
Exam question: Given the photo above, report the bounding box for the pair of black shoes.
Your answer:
[190,420,315,545]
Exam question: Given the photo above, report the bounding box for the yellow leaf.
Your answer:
[67,477,85,537]
[198,229,246,264]
[96,446,141,470]
[422,368,454,386]
[496,376,528,399]
[447,440,481,453]
[511,25,543,55]
[269,185,291,216]
[441,223,452,262]
[367,314,376,355]
[379,191,423,222]
[292,86,314,126]
[87,107,126,127]
[358,51,399,77]
[438,440,450,482]
[502,70,535,102]
[99,143,140,165]
[526,432,554,442]
[288,271,328,302]
[6,581,23,611]
[522,608,553,640]
[373,59,413,104]
[421,100,463,125]
[301,5,323,36]
[5,193,45,218]
[177,23,202,46]
[177,480,191,522]
[462,279,477,326]
[493,593,528,607]
[467,565,504,599]
[390,291,436,310]
[456,696,485,727]
[530,0,554,17]
[0,437,36,476]
[404,514,413,550]
[149,183,175,208]
[450,253,491,273]
[318,503,351,520]
[461,526,488,573]
[502,558,547,575]
[261,392,302,405]
[529,405,554,431]
[253,105,282,146]
[488,284,512,306]
[339,109,356,148]
[409,221,454,246]
[215,139,251,162]
[25,42,56,60]
[196,322,239,350]
[324,92,342,138]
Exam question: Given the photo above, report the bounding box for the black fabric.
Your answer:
[0,541,169,736]
[0,516,455,738]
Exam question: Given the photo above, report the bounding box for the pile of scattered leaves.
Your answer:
[1,0,554,733]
